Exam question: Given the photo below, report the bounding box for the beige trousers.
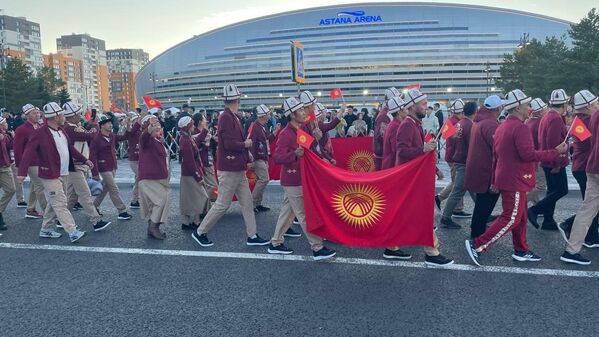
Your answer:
[198,170,257,237]
[40,176,76,233]
[203,166,218,201]
[94,170,127,212]
[27,166,47,212]
[252,159,269,207]
[11,164,24,203]
[527,164,547,205]
[438,163,463,212]
[0,166,16,213]
[129,160,139,202]
[271,186,324,251]
[67,166,101,224]
[180,175,211,224]
[139,179,170,224]
[567,173,599,254]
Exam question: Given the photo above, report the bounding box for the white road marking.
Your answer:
[1,242,597,278]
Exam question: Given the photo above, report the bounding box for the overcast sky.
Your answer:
[2,0,596,58]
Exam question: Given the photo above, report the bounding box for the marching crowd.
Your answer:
[0,83,598,267]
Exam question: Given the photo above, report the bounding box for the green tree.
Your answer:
[568,8,599,93]
[34,66,65,106]
[57,87,71,105]
[0,58,37,112]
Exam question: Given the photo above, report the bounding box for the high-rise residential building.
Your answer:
[57,34,110,111]
[107,48,149,111]
[0,14,43,70]
[43,53,84,105]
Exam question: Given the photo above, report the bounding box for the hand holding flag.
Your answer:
[567,115,592,142]
[437,119,457,141]
[297,128,314,149]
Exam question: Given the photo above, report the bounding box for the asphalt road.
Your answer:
[1,185,598,336]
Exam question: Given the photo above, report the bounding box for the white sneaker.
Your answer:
[69,229,86,243]
[39,229,62,239]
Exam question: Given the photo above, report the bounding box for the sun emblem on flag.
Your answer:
[331,184,385,229]
[575,126,584,134]
[149,99,156,105]
[299,135,307,143]
[347,150,375,172]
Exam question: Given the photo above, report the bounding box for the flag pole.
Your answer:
[564,119,574,143]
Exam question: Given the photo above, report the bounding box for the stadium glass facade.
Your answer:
[135,2,571,110]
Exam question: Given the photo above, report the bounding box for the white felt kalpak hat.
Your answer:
[315,103,328,117]
[256,104,270,117]
[530,98,547,113]
[62,101,82,117]
[573,90,598,110]
[22,103,38,115]
[42,102,64,118]
[384,87,400,100]
[549,89,569,105]
[449,99,465,113]
[387,97,405,114]
[283,97,303,116]
[299,91,317,105]
[504,89,531,110]
[178,116,193,128]
[403,89,427,109]
[223,84,241,100]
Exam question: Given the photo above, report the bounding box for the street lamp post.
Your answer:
[484,62,491,95]
[149,72,157,96]
[0,44,7,108]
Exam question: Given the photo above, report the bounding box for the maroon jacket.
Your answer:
[217,108,250,171]
[525,116,542,150]
[89,132,127,176]
[382,119,401,170]
[18,126,87,179]
[373,108,390,159]
[464,107,499,193]
[126,122,142,161]
[585,109,599,174]
[63,122,97,166]
[13,122,39,168]
[138,131,168,180]
[249,120,273,162]
[197,129,212,168]
[452,117,473,164]
[444,114,460,163]
[317,118,341,162]
[179,131,204,182]
[396,115,425,165]
[572,113,592,172]
[493,115,559,192]
[274,123,302,187]
[0,133,11,167]
[538,110,568,168]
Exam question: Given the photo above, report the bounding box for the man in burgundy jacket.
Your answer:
[466,90,567,266]
[436,102,463,212]
[249,104,276,213]
[299,91,325,157]
[312,102,342,164]
[14,104,46,218]
[0,116,16,230]
[373,87,400,170]
[562,90,599,265]
[464,96,503,239]
[526,98,548,205]
[381,97,405,170]
[125,112,142,209]
[17,102,94,243]
[193,84,269,247]
[394,88,454,266]
[528,89,570,230]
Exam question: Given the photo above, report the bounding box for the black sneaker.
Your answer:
[284,228,302,238]
[118,212,132,220]
[192,231,214,247]
[130,201,140,209]
[181,223,199,230]
[583,240,599,248]
[424,254,454,266]
[383,248,412,260]
[512,250,542,262]
[434,195,441,210]
[557,221,571,242]
[313,247,336,261]
[267,243,293,255]
[93,220,112,232]
[452,210,472,218]
[72,202,83,211]
[16,201,28,208]
[441,217,461,229]
[527,208,539,229]
[56,221,63,229]
[293,217,300,225]
[465,240,481,266]
[560,251,591,265]
[247,234,270,246]
[254,205,271,212]
[541,220,558,231]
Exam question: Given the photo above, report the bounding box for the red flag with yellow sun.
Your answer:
[331,136,376,172]
[300,149,436,247]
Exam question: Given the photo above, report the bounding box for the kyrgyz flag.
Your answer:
[297,128,314,148]
[440,119,457,140]
[331,136,375,172]
[570,116,592,141]
[330,88,343,100]
[301,150,436,247]
[143,96,162,109]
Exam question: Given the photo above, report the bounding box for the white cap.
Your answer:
[385,87,400,100]
[141,114,156,126]
[168,107,180,117]
[299,91,317,105]
[223,84,241,100]
[573,90,598,110]
[504,89,531,110]
[178,116,193,128]
[0,116,6,125]
[549,89,569,105]
[315,103,327,117]
[62,101,82,117]
[130,112,140,122]
[403,89,427,109]
[530,98,547,113]
[387,97,405,114]
[449,99,465,113]
[283,97,303,116]
[42,102,64,118]
[484,95,505,110]
[256,104,270,117]
[22,104,37,115]
[148,107,160,115]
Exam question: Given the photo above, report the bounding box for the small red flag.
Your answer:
[297,128,314,149]
[143,96,162,109]
[424,132,433,143]
[570,116,592,141]
[405,83,421,90]
[304,111,316,122]
[111,105,123,113]
[84,111,91,121]
[330,88,343,100]
[440,120,457,140]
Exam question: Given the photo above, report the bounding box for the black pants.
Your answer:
[562,171,599,241]
[470,191,500,239]
[530,167,568,224]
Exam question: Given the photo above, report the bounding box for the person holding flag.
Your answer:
[395,88,454,266]
[526,98,548,206]
[373,87,400,171]
[267,97,336,260]
[124,112,143,209]
[435,101,463,210]
[465,89,568,266]
[249,104,276,213]
[192,84,270,247]
[195,114,218,201]
[299,91,324,157]
[561,90,599,265]
[314,103,343,164]
[528,89,571,230]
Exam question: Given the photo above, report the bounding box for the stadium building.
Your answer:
[135,2,572,110]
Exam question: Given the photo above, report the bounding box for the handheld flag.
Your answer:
[304,111,316,122]
[143,96,162,109]
[297,128,314,149]
[405,83,421,90]
[330,88,343,100]
[424,132,433,143]
[439,120,457,140]
[84,111,92,121]
[331,137,375,172]
[570,116,592,142]
[111,105,123,113]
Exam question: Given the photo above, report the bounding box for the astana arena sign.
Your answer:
[319,11,383,25]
